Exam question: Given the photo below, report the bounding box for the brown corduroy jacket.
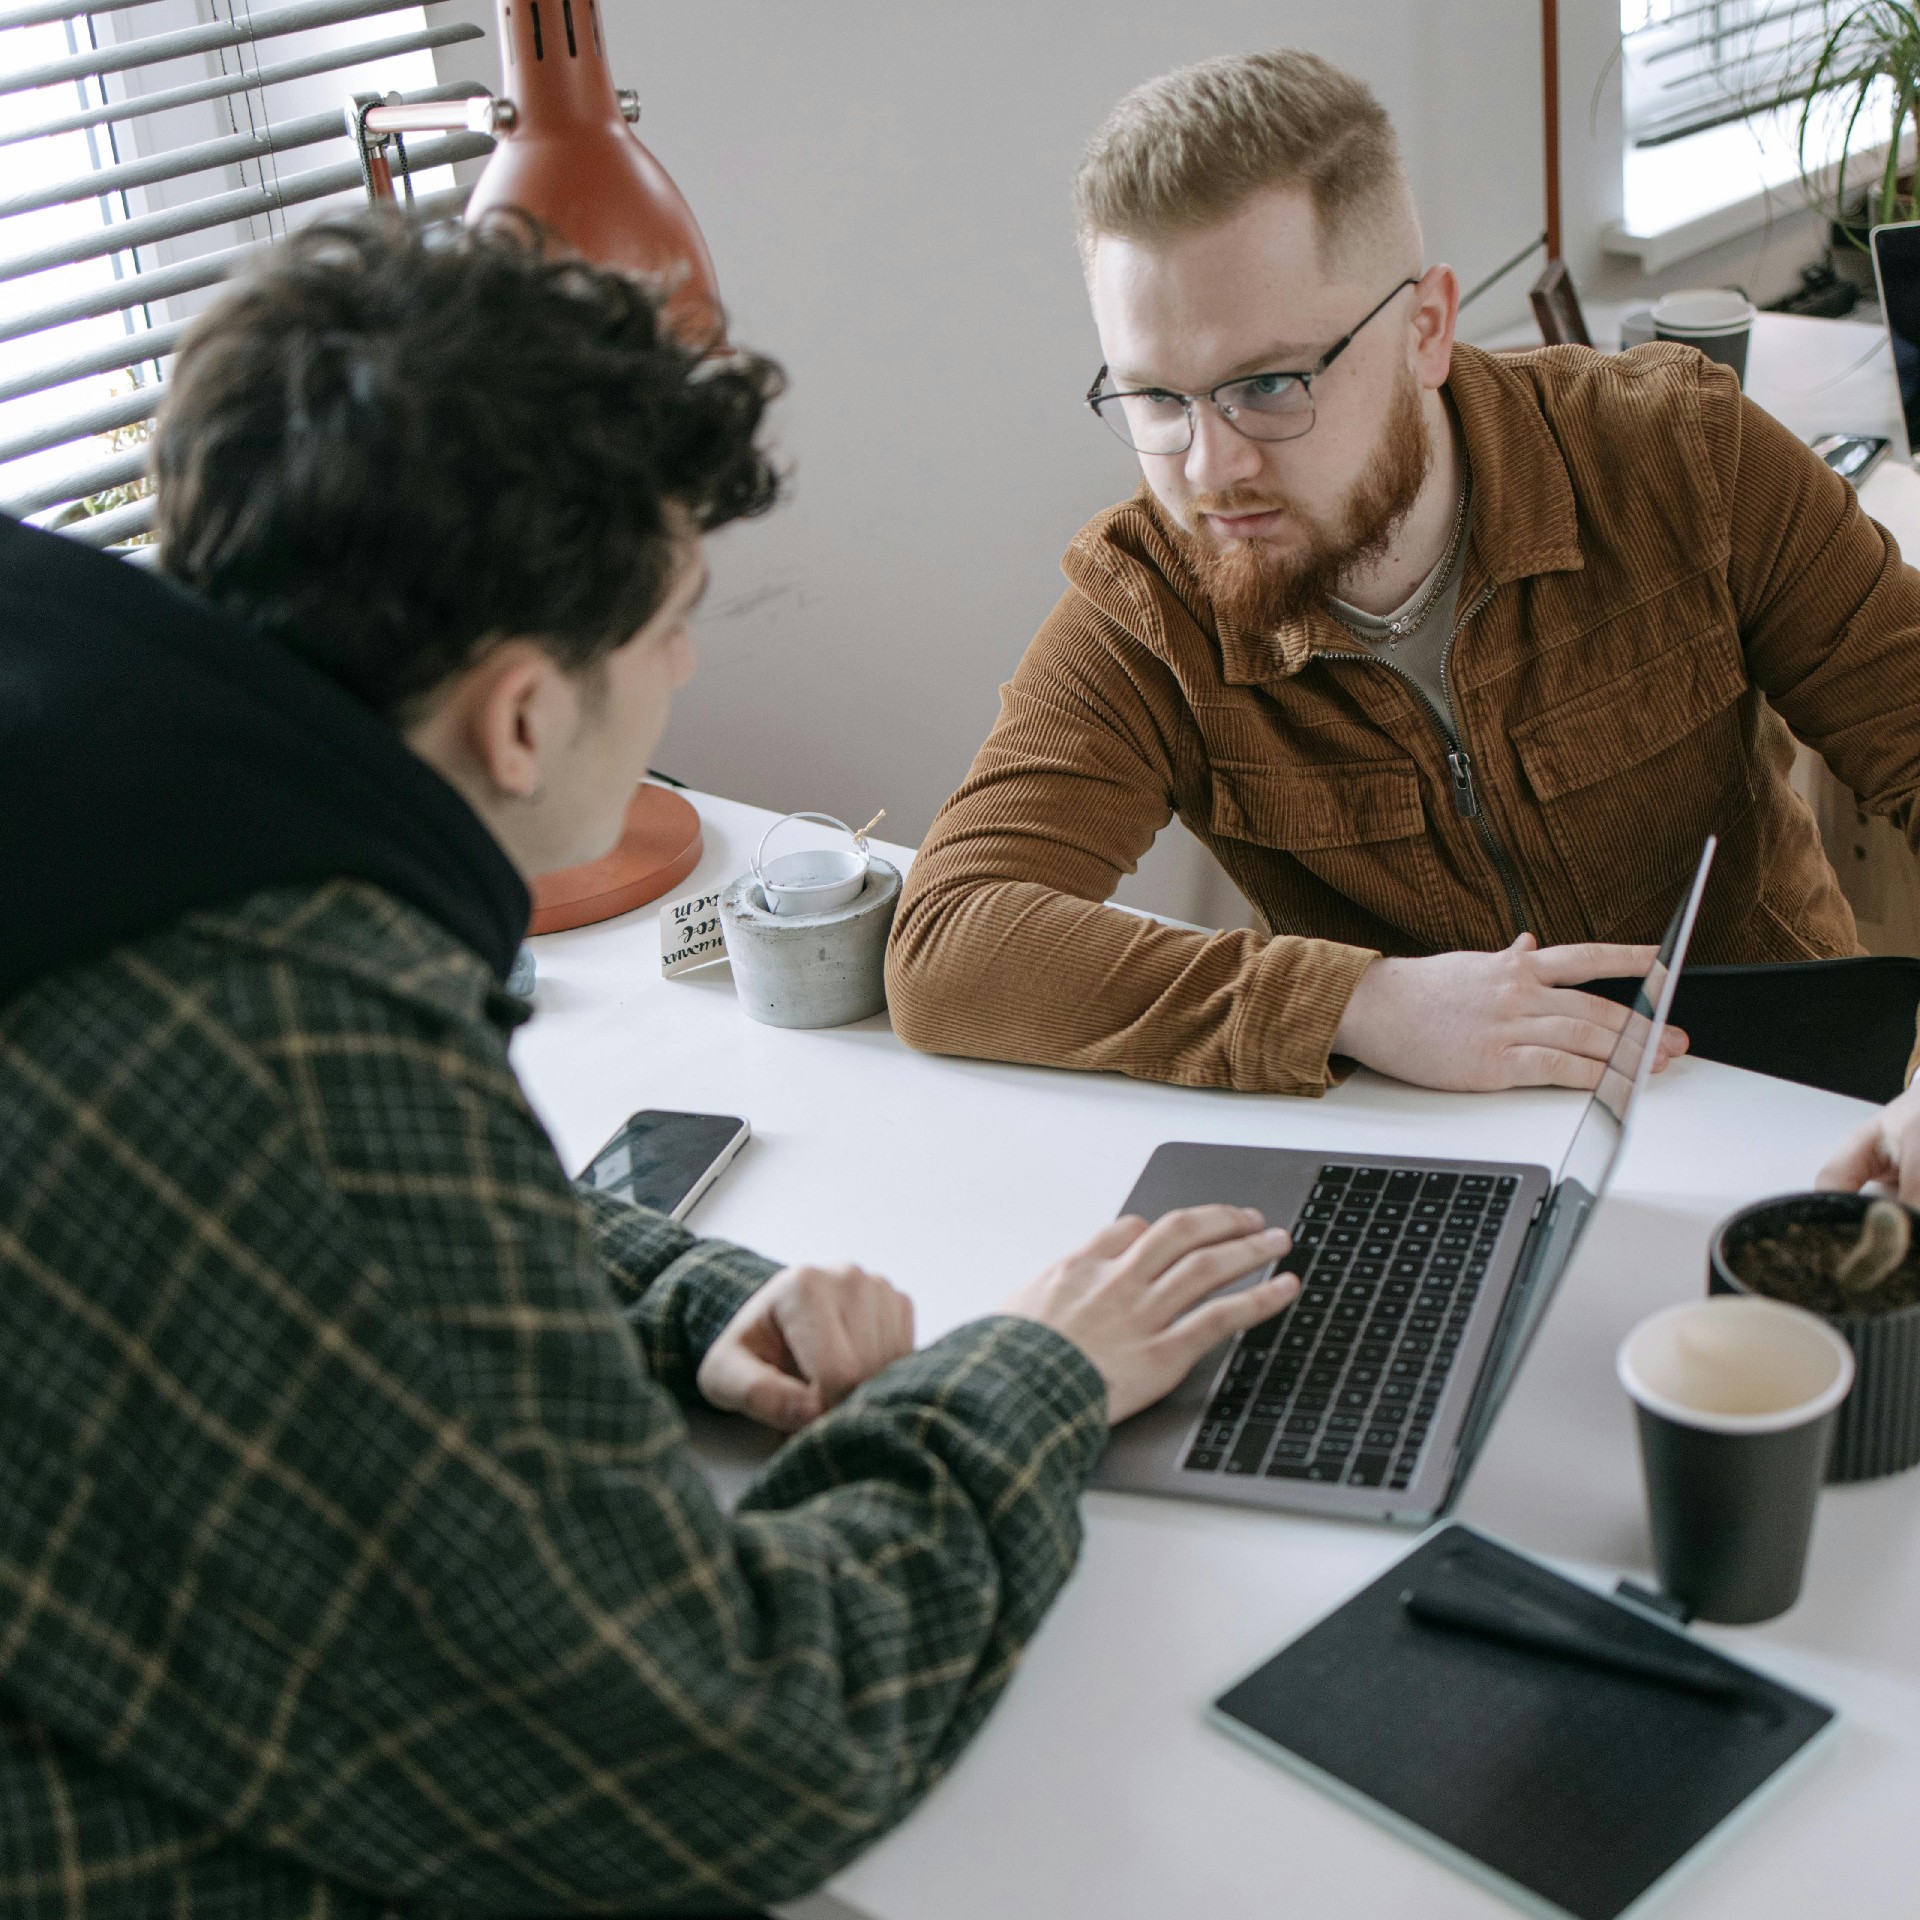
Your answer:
[887,342,1920,1096]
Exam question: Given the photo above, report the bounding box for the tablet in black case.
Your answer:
[1211,1525,1834,1920]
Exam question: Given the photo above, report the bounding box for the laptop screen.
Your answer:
[1872,222,1920,460]
[1554,836,1714,1206]
[1456,840,1716,1462]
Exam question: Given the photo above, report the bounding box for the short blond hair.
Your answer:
[1074,49,1415,270]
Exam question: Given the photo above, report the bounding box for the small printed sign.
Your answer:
[661,886,729,978]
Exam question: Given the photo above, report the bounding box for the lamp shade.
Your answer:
[465,0,723,345]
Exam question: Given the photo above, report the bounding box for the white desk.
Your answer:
[514,791,1920,1920]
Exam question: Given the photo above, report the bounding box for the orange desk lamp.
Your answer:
[353,0,717,930]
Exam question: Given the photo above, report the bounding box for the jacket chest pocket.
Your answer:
[1209,757,1451,940]
[1508,627,1752,936]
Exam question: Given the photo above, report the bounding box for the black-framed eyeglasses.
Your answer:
[1085,276,1420,455]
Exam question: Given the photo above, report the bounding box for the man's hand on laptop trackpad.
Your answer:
[1331,934,1690,1094]
[1001,1206,1299,1424]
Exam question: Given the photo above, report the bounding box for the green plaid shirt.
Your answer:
[0,880,1107,1917]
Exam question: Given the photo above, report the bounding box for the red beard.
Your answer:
[1158,367,1432,630]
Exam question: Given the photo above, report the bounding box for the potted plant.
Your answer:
[1787,4,1920,248]
[1710,1191,1920,1480]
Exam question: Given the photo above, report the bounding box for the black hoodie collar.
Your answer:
[0,514,529,1006]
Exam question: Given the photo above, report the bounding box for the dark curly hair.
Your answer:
[152,208,784,718]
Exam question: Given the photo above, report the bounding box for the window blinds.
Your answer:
[1621,0,1830,148]
[0,0,494,552]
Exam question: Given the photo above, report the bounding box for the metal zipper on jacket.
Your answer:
[1313,578,1536,938]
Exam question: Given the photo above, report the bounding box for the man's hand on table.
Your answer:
[1331,934,1690,1092]
[1001,1206,1298,1423]
[1818,1082,1920,1204]
[699,1263,916,1432]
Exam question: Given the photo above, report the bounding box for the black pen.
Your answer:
[1400,1578,1747,1704]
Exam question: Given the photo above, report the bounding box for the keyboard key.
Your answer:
[1326,1410,1364,1433]
[1459,1174,1492,1192]
[1304,1461,1345,1481]
[1379,1382,1414,1403]
[1349,1454,1390,1487]
[1285,1413,1323,1436]
[1184,1447,1224,1471]
[1421,1173,1459,1197]
[1389,1358,1425,1380]
[1346,1365,1381,1388]
[1371,1401,1409,1426]
[1356,1341,1392,1366]
[1266,1459,1311,1479]
[1251,1398,1291,1422]
[1363,1426,1400,1450]
[1351,1168,1387,1191]
[1496,1176,1517,1193]
[1389,1259,1425,1281]
[1323,1165,1356,1183]
[1227,1425,1277,1473]
[1337,1388,1372,1412]
[1351,1259,1386,1281]
[1334,1207,1371,1229]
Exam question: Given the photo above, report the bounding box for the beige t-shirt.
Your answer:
[1326,488,1474,740]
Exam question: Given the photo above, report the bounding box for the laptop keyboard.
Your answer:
[1182,1165,1516,1495]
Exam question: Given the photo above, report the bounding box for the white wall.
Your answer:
[427,2,1550,921]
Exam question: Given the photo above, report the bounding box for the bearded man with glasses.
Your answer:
[889,47,1920,1098]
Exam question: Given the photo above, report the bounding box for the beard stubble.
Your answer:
[1162,367,1434,631]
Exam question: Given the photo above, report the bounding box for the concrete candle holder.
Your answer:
[718,857,901,1029]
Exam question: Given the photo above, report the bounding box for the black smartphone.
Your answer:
[1811,432,1891,485]
[577,1109,750,1220]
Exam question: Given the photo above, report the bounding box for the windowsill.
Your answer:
[1605,98,1908,275]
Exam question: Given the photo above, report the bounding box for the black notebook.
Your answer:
[1211,1526,1834,1920]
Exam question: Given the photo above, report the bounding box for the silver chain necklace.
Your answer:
[1339,481,1470,648]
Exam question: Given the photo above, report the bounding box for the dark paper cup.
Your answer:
[1711,1191,1920,1481]
[1618,1298,1853,1624]
[1652,288,1755,387]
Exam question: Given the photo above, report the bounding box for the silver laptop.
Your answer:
[1094,839,1715,1526]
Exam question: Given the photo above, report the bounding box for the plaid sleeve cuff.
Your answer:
[573,1182,780,1398]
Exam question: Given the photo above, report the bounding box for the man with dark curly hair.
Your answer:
[0,213,1295,1917]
